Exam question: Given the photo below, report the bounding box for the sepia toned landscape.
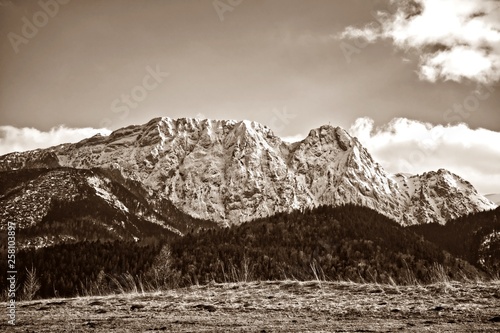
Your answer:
[1,0,500,332]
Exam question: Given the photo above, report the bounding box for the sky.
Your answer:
[0,0,499,194]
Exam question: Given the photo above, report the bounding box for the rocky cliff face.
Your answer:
[0,117,495,226]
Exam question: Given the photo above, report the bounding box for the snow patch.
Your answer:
[87,176,129,213]
[481,231,500,249]
[442,172,458,188]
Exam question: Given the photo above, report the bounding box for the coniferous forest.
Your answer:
[410,206,500,274]
[168,205,481,286]
[2,204,498,299]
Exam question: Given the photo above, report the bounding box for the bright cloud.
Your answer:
[0,126,111,156]
[349,117,500,195]
[340,0,500,84]
[281,133,306,143]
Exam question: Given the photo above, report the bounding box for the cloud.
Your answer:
[340,0,500,84]
[348,117,500,195]
[281,133,306,143]
[0,126,111,156]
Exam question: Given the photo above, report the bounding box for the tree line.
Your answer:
[4,204,491,300]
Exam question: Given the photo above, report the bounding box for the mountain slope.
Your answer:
[410,207,500,275]
[0,117,495,226]
[170,205,481,285]
[0,168,213,248]
[0,205,484,300]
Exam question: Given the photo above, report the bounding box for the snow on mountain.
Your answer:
[86,175,129,213]
[0,168,184,248]
[0,117,495,226]
[394,170,495,225]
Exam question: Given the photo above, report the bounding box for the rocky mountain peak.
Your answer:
[0,117,495,226]
[302,125,354,151]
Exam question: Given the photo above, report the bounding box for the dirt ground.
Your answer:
[2,280,500,332]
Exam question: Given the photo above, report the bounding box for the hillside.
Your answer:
[410,207,500,275]
[168,205,481,286]
[0,205,487,300]
[0,167,215,248]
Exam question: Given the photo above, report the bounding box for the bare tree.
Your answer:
[22,266,41,301]
[145,245,180,290]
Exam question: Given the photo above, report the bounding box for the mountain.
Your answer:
[0,117,495,228]
[410,207,500,275]
[0,167,213,248]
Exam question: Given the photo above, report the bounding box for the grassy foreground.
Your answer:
[2,280,500,332]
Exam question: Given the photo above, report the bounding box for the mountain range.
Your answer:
[0,117,496,243]
[1,117,499,299]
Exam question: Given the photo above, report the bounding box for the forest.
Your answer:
[410,206,500,274]
[1,204,497,300]
[168,205,480,286]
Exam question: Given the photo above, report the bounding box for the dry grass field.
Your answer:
[2,280,500,332]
